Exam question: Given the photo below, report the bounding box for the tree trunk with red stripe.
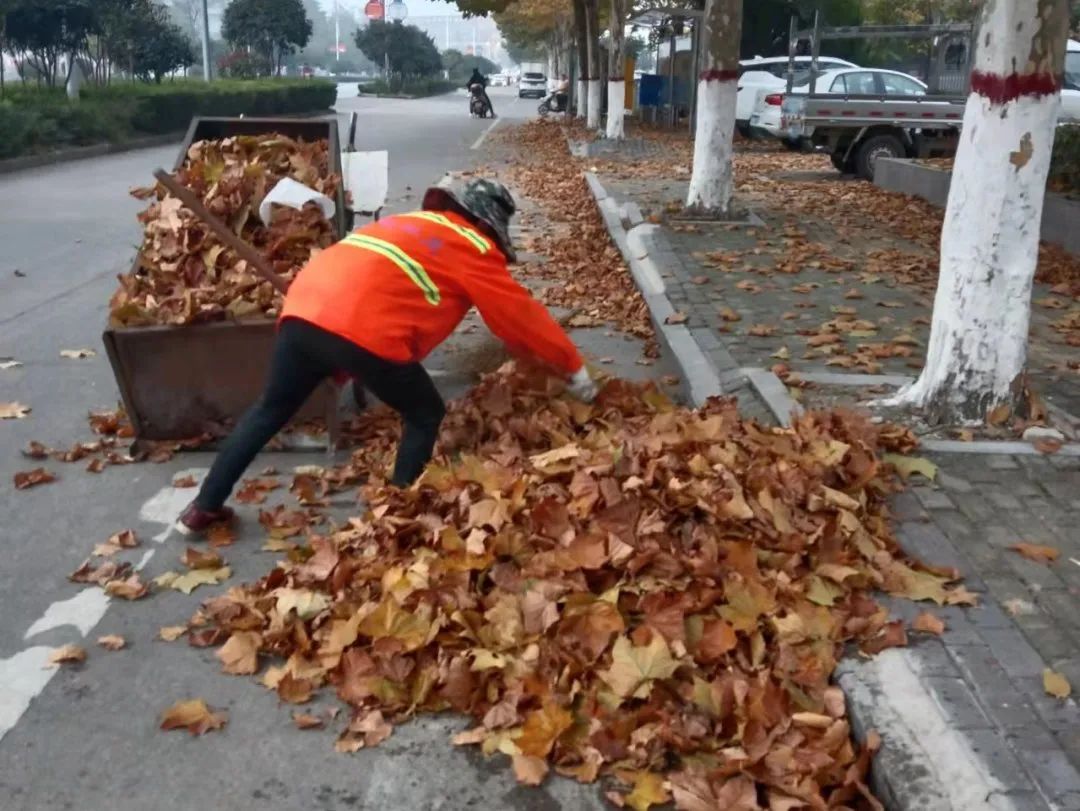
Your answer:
[685,0,742,213]
[605,0,627,139]
[886,0,1071,423]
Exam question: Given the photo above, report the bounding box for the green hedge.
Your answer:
[358,77,456,98]
[0,79,337,161]
[1050,124,1080,199]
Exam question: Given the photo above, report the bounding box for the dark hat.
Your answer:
[422,178,517,262]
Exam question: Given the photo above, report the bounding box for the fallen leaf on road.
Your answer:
[154,567,231,594]
[47,645,86,666]
[1033,438,1063,455]
[276,672,314,704]
[60,348,96,359]
[14,468,56,489]
[0,360,22,370]
[96,635,126,651]
[104,529,139,550]
[690,275,709,285]
[292,712,325,729]
[600,635,679,699]
[513,754,549,786]
[719,307,742,322]
[748,324,777,337]
[883,454,938,481]
[622,771,670,811]
[0,402,31,419]
[1003,598,1036,617]
[173,475,197,488]
[105,574,150,600]
[182,547,224,570]
[986,404,1011,426]
[771,346,790,360]
[216,631,261,675]
[158,625,188,641]
[159,699,227,735]
[207,524,237,547]
[911,612,945,636]
[664,312,688,325]
[1010,543,1060,564]
[1044,669,1072,699]
[21,441,48,459]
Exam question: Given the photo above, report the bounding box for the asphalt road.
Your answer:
[0,86,675,810]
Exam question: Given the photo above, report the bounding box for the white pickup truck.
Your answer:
[781,93,966,179]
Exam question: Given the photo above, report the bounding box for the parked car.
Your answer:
[490,73,509,87]
[751,68,927,147]
[1063,39,1080,122]
[736,55,857,136]
[518,70,547,99]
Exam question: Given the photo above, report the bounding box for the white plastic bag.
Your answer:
[258,178,336,225]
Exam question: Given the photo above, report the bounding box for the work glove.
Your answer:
[566,367,598,403]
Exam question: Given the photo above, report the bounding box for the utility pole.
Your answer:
[335,0,341,62]
[200,0,212,80]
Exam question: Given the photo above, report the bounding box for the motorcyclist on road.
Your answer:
[466,68,496,117]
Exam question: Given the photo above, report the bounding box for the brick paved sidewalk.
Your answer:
[585,138,1080,809]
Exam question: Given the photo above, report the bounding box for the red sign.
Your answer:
[365,0,384,19]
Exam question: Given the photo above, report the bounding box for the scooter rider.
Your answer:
[554,74,570,112]
[466,68,496,117]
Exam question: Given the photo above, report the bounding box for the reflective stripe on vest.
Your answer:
[399,211,492,254]
[341,233,441,305]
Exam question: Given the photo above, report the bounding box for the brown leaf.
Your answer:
[173,475,198,488]
[105,574,150,600]
[276,672,314,704]
[0,402,31,419]
[1044,668,1072,699]
[512,754,549,786]
[1011,543,1060,565]
[182,546,224,570]
[664,311,689,325]
[159,699,227,735]
[47,644,86,666]
[216,631,261,675]
[911,612,945,636]
[96,635,126,651]
[158,625,188,642]
[14,468,56,489]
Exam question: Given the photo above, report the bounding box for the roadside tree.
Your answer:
[886,0,1072,423]
[222,0,312,76]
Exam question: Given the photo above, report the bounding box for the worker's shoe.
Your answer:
[176,502,235,536]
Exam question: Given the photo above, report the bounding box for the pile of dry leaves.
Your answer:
[179,362,972,809]
[110,135,341,327]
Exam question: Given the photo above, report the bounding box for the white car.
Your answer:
[1063,39,1080,122]
[751,68,928,145]
[736,55,856,135]
[518,71,547,99]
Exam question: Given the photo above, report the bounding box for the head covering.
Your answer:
[422,178,516,262]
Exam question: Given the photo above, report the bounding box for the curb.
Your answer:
[585,170,800,423]
[0,133,182,176]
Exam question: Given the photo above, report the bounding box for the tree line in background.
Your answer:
[0,0,195,93]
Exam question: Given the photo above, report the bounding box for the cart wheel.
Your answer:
[855,134,905,182]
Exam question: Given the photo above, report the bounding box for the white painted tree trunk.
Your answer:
[576,79,588,119]
[587,79,602,129]
[685,0,742,212]
[885,0,1070,422]
[605,80,625,138]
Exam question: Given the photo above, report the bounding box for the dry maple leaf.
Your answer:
[104,574,150,600]
[622,771,670,811]
[159,698,227,735]
[216,631,261,675]
[1011,543,1060,564]
[47,644,87,666]
[96,635,126,651]
[292,712,325,730]
[182,547,224,570]
[154,566,231,594]
[59,348,96,359]
[911,612,945,636]
[276,672,314,704]
[173,475,198,488]
[512,755,549,786]
[601,635,680,700]
[0,402,31,419]
[1043,669,1072,699]
[664,311,689,325]
[14,468,56,489]
[158,625,188,642]
[104,529,139,550]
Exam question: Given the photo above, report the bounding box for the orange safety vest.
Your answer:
[280,210,583,376]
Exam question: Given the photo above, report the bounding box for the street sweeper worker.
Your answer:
[177,178,597,535]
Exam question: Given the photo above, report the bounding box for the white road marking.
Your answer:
[0,471,207,742]
[471,118,501,151]
[24,589,109,640]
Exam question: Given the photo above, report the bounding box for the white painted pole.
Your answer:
[335,0,341,62]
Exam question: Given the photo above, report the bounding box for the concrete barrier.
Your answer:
[874,158,1080,257]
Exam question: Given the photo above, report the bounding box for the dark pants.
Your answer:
[195,318,446,510]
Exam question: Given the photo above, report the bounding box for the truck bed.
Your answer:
[784,93,967,137]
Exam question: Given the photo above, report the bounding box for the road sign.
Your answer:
[365,0,384,19]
